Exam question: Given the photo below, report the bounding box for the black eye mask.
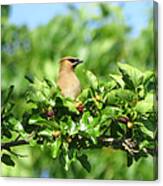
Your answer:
[69,58,78,63]
[69,58,83,64]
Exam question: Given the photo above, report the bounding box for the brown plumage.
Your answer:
[57,56,83,99]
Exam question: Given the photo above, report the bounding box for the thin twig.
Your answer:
[1,140,29,150]
[15,134,21,142]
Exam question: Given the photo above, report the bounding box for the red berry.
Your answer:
[47,110,55,117]
[76,103,84,113]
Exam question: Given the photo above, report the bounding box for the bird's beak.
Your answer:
[78,59,83,64]
[72,59,83,68]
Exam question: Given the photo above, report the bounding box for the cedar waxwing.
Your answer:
[57,56,83,99]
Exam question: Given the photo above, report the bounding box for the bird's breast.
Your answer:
[57,71,81,99]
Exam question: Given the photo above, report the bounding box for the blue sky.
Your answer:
[9,0,153,38]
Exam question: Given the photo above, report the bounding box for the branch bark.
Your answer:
[1,140,29,150]
[1,136,140,156]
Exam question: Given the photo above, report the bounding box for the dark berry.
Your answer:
[118,116,129,124]
[77,104,84,113]
[47,110,55,117]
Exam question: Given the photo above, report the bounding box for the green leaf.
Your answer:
[135,122,154,139]
[137,85,145,98]
[134,93,153,113]
[29,115,58,129]
[3,85,14,105]
[143,71,155,92]
[118,63,143,89]
[88,124,100,140]
[78,88,90,101]
[86,70,98,89]
[61,142,77,171]
[80,112,94,132]
[99,3,110,17]
[81,112,90,127]
[140,125,154,139]
[1,154,15,166]
[77,154,91,172]
[139,140,150,149]
[104,81,117,91]
[29,139,37,147]
[2,129,12,139]
[51,138,62,158]
[101,106,121,121]
[105,89,136,105]
[60,116,78,135]
[143,71,154,85]
[64,154,70,171]
[141,112,157,132]
[38,128,53,137]
[110,74,125,88]
[127,153,133,167]
[63,99,78,113]
[44,78,55,88]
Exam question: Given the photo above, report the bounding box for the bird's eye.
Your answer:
[69,59,78,63]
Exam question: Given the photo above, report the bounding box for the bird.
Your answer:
[57,56,83,100]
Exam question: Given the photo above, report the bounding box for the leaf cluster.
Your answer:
[1,63,157,172]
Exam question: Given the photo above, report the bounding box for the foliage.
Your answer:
[1,4,157,180]
[1,63,157,173]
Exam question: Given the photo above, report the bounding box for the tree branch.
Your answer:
[1,136,141,156]
[1,140,29,150]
